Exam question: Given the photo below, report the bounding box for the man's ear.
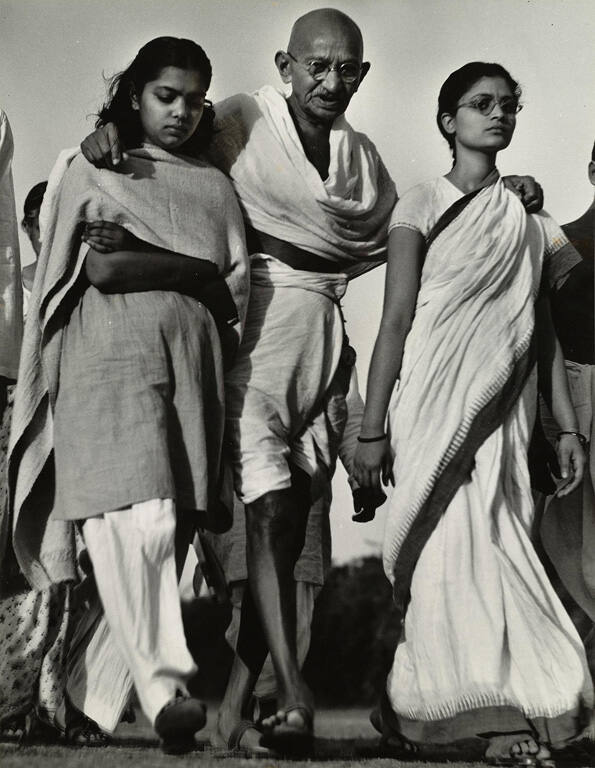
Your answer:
[357,61,371,88]
[588,160,595,187]
[275,50,293,84]
[440,112,456,138]
[130,86,140,111]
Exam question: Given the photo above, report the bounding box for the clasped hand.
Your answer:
[353,437,394,494]
[83,220,136,253]
[554,434,586,497]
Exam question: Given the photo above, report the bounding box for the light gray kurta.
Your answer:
[53,287,224,521]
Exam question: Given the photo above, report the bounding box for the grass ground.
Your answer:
[1,707,593,768]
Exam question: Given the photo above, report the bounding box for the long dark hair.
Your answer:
[437,62,521,159]
[96,36,215,157]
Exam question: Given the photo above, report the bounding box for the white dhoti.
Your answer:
[225,256,347,505]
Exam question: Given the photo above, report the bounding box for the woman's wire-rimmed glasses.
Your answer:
[456,95,523,116]
[286,51,362,84]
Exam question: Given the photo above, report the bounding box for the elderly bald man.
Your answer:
[79,7,544,757]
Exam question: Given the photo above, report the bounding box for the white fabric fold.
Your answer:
[210,86,397,274]
[383,180,539,580]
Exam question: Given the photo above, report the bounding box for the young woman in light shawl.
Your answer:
[9,37,248,754]
[353,62,592,766]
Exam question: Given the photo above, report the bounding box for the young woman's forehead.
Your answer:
[463,76,514,97]
[148,66,207,91]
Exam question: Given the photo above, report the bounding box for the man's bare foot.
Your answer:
[260,687,314,758]
[485,734,552,765]
[212,711,274,757]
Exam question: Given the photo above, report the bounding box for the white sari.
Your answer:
[383,179,592,744]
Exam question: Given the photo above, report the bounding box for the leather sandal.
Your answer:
[154,693,206,755]
[260,703,314,757]
[222,719,275,758]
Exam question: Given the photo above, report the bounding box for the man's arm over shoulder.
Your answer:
[208,92,261,173]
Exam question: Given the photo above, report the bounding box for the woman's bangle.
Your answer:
[557,431,588,449]
[357,433,387,444]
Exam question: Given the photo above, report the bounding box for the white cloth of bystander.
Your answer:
[0,109,23,380]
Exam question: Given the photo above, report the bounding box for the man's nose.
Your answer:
[322,68,343,92]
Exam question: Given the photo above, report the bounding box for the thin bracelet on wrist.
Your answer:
[557,431,588,449]
[357,433,387,444]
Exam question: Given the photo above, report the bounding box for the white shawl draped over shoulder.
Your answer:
[383,180,544,623]
[8,148,249,589]
[209,86,397,273]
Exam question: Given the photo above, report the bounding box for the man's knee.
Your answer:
[246,491,295,540]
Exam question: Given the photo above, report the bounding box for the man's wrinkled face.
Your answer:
[283,29,367,125]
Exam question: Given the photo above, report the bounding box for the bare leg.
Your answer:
[245,468,314,750]
[213,589,270,753]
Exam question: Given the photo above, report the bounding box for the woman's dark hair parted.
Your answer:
[436,61,522,158]
[96,36,215,156]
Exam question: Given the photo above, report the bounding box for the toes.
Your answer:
[261,712,284,730]
[525,739,540,755]
[285,710,306,730]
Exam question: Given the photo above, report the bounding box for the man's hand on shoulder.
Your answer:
[80,123,127,169]
[502,175,544,214]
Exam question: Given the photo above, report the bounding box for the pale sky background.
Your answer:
[1,0,593,563]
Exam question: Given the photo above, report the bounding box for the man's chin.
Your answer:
[308,102,346,123]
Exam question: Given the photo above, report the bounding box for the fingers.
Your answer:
[556,447,585,497]
[382,455,395,487]
[83,221,129,253]
[522,182,543,214]
[502,175,544,213]
[353,465,381,493]
[351,484,386,522]
[351,489,376,523]
[84,239,112,254]
[85,220,118,235]
[558,443,571,482]
[106,123,123,167]
[80,134,107,166]
[555,440,586,497]
[512,175,543,213]
[80,125,125,169]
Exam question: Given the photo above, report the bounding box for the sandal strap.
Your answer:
[66,716,108,744]
[228,719,261,750]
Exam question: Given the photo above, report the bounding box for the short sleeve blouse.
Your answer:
[388,176,579,291]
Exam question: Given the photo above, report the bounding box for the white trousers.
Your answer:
[82,499,197,725]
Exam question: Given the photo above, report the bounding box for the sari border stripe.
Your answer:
[391,334,537,628]
[425,186,484,250]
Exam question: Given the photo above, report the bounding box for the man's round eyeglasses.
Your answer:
[286,51,361,84]
[456,95,523,116]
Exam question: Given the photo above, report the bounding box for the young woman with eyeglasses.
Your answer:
[353,62,592,766]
